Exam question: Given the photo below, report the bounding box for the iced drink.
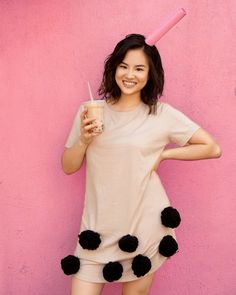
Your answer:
[83,100,105,133]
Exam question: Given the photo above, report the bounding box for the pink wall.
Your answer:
[1,1,235,294]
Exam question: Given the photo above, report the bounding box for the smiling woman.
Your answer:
[61,33,221,295]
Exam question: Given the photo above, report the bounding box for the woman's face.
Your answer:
[115,48,149,98]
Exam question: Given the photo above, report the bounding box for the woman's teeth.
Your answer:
[123,81,137,88]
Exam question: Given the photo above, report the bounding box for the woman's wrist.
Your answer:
[161,149,169,161]
[77,136,89,148]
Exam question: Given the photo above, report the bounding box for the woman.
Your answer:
[61,34,221,295]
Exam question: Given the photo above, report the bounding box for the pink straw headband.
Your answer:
[145,8,186,46]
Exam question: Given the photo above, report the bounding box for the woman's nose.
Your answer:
[125,69,135,78]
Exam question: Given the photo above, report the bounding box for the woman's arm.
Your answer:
[162,128,222,161]
[61,108,101,175]
[61,137,89,175]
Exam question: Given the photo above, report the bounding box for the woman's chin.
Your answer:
[120,87,139,96]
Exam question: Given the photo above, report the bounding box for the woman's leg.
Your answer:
[122,271,156,295]
[71,275,105,295]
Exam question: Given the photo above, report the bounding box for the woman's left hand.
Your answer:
[152,151,165,171]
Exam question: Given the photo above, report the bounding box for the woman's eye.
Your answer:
[136,68,144,71]
[120,65,126,69]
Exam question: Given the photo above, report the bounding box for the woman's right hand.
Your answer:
[79,107,102,145]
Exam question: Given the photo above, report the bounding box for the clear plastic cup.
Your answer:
[82,100,105,133]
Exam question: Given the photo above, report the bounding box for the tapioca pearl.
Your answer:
[93,120,104,132]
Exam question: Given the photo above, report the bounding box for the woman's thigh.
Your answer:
[122,271,156,295]
[71,275,105,295]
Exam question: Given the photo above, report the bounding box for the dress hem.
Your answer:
[71,257,169,283]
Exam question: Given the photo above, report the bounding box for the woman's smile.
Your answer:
[122,80,137,88]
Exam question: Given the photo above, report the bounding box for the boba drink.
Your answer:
[83,100,105,133]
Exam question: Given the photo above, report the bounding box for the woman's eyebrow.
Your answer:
[121,62,147,67]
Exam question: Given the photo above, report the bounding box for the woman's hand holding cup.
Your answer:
[79,107,102,145]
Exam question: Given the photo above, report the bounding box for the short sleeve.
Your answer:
[64,104,84,148]
[164,103,201,147]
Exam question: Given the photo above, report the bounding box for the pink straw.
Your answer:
[145,8,186,46]
[87,81,94,101]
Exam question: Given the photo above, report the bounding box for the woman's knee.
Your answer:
[71,275,105,295]
[122,272,155,295]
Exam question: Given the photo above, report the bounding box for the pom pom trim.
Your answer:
[103,261,123,282]
[131,254,152,277]
[118,234,139,252]
[161,206,181,228]
[159,235,179,257]
[78,230,101,250]
[61,255,80,275]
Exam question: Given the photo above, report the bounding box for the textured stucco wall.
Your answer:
[1,1,235,294]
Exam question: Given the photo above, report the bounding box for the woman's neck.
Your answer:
[110,94,142,110]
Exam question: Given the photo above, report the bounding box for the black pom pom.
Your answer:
[103,261,123,282]
[159,235,178,257]
[118,234,139,252]
[61,255,80,275]
[131,254,152,277]
[78,230,101,250]
[161,206,181,228]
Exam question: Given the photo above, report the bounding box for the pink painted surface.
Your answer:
[0,1,235,294]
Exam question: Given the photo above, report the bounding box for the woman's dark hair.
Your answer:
[98,34,164,115]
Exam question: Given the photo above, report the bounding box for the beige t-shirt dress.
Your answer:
[63,100,201,283]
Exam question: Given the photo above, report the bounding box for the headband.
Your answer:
[145,8,186,46]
